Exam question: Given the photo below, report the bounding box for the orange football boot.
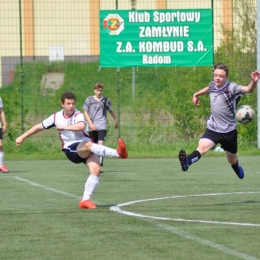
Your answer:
[79,200,97,209]
[117,138,128,159]
[0,164,9,173]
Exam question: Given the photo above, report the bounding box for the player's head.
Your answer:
[94,82,104,90]
[214,63,229,77]
[213,63,228,88]
[94,82,104,98]
[61,92,76,115]
[61,92,76,104]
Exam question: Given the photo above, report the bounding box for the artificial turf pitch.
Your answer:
[0,157,259,260]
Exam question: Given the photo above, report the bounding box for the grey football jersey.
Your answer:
[82,96,113,131]
[206,81,243,133]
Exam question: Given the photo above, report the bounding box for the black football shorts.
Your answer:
[201,128,238,154]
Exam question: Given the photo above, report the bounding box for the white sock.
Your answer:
[82,175,99,201]
[91,143,119,158]
[0,152,4,166]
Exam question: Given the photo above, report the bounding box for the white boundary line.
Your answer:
[15,177,81,199]
[12,177,260,259]
[110,191,260,227]
[13,177,260,227]
[155,222,260,260]
[110,191,260,260]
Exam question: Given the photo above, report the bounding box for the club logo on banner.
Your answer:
[103,14,124,35]
[100,9,213,67]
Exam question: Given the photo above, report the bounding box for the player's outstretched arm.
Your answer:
[192,87,209,106]
[241,70,260,94]
[16,123,44,146]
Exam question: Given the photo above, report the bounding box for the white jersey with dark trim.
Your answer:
[207,81,243,133]
[42,109,91,150]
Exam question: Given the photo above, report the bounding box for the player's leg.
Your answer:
[226,151,243,179]
[88,131,98,143]
[222,130,244,179]
[63,143,100,209]
[0,129,8,173]
[89,131,104,172]
[97,130,106,172]
[77,139,128,159]
[79,154,100,209]
[98,140,104,172]
[179,129,215,171]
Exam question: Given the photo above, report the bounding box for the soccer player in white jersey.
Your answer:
[16,92,128,209]
[178,63,260,179]
[0,97,9,173]
[82,82,118,173]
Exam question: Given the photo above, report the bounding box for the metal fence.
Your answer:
[0,0,257,148]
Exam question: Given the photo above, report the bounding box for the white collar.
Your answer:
[94,95,103,101]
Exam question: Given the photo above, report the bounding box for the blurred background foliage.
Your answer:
[0,1,258,159]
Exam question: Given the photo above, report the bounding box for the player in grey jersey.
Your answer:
[178,63,260,179]
[82,82,118,173]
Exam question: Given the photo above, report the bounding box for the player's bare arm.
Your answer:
[110,111,118,129]
[241,71,260,94]
[83,110,96,131]
[56,122,85,131]
[16,123,44,146]
[192,87,209,106]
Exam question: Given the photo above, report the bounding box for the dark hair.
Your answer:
[61,92,76,103]
[214,63,229,77]
[94,82,104,90]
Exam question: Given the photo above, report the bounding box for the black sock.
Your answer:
[232,161,239,173]
[188,150,201,165]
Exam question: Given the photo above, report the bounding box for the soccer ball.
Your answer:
[235,105,255,124]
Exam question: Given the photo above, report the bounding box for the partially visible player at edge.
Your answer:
[15,92,128,209]
[178,63,260,179]
[0,97,9,173]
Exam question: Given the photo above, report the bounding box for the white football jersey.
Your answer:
[42,109,91,150]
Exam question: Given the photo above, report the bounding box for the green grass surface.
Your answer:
[1,157,260,260]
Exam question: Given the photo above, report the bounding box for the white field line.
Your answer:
[111,191,260,227]
[15,177,81,199]
[155,222,260,260]
[13,177,260,259]
[111,191,260,260]
[111,206,260,227]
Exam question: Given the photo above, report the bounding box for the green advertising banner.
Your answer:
[100,9,213,67]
